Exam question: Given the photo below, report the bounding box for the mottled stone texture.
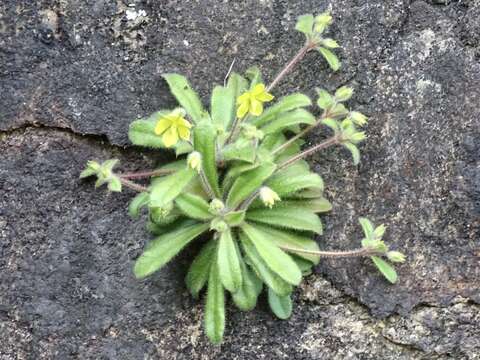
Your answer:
[1,0,479,359]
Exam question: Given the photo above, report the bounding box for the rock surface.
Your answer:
[1,0,479,359]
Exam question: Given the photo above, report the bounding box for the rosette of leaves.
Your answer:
[81,12,405,344]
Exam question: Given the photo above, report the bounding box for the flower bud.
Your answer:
[209,199,225,215]
[259,187,281,208]
[387,251,406,263]
[210,218,228,233]
[350,111,368,126]
[187,151,202,172]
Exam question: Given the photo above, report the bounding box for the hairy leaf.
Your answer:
[343,142,360,165]
[211,85,235,130]
[128,111,169,148]
[217,229,242,292]
[239,233,292,296]
[226,162,276,208]
[261,109,315,135]
[246,207,323,234]
[274,197,332,213]
[251,94,312,127]
[224,210,246,227]
[205,254,225,344]
[175,193,212,220]
[186,240,216,298]
[295,14,314,37]
[245,66,263,88]
[371,256,398,284]
[241,223,302,286]
[359,217,374,239]
[222,140,256,163]
[318,47,340,71]
[149,168,196,208]
[248,224,320,264]
[232,252,263,311]
[267,167,324,196]
[163,74,206,123]
[193,122,221,197]
[134,222,209,278]
[128,192,150,218]
[268,288,292,320]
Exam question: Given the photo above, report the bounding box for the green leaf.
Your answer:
[261,109,316,135]
[335,86,354,102]
[222,139,256,163]
[322,118,339,132]
[186,239,216,298]
[359,217,374,239]
[175,141,194,156]
[321,38,339,49]
[275,197,332,213]
[330,103,349,118]
[107,176,122,192]
[240,233,292,296]
[318,47,340,71]
[295,14,314,37]
[374,224,386,239]
[175,193,212,220]
[246,207,323,234]
[292,255,314,275]
[134,222,209,278]
[80,160,100,178]
[316,89,335,110]
[251,94,312,127]
[224,210,245,226]
[129,111,169,149]
[267,167,324,197]
[249,224,320,264]
[226,162,277,208]
[245,66,263,88]
[291,188,324,199]
[241,223,302,286]
[217,229,242,292]
[193,122,221,197]
[205,254,225,344]
[211,85,235,131]
[343,143,360,165]
[128,192,150,218]
[268,288,292,320]
[149,168,196,208]
[371,256,398,284]
[162,74,206,123]
[232,253,263,311]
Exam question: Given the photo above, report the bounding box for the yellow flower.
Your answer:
[154,109,192,148]
[236,84,274,118]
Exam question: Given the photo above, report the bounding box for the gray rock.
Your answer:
[1,0,479,358]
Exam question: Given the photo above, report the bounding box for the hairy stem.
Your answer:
[119,169,173,179]
[266,42,314,92]
[238,189,260,211]
[279,245,381,258]
[277,135,339,170]
[119,178,148,192]
[199,170,216,199]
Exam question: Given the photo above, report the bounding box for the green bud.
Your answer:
[321,38,339,48]
[209,199,225,215]
[387,251,406,263]
[210,218,228,233]
[259,187,281,208]
[350,131,367,143]
[187,151,202,172]
[313,12,332,33]
[350,111,368,126]
[335,86,354,102]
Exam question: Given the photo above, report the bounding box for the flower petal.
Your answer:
[252,83,265,95]
[256,91,274,102]
[250,99,263,116]
[237,92,250,104]
[178,125,191,141]
[177,117,192,129]
[162,126,179,147]
[237,101,249,118]
[154,118,171,135]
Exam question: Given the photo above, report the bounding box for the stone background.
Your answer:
[1,0,479,359]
